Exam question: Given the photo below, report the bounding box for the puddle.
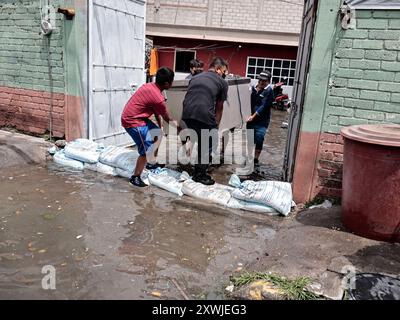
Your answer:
[348,273,400,300]
[0,110,289,299]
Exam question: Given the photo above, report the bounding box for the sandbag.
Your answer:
[115,168,132,179]
[99,146,139,172]
[148,168,190,196]
[182,180,234,206]
[229,174,293,216]
[226,197,279,215]
[53,150,84,170]
[64,139,101,164]
[84,162,117,176]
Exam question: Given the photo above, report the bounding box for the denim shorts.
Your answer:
[125,120,162,156]
[247,122,267,151]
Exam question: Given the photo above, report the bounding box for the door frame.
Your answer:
[283,0,318,182]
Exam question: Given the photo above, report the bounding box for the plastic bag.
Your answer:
[229,174,293,216]
[53,150,84,170]
[182,180,234,206]
[64,139,101,164]
[99,146,139,172]
[148,168,190,196]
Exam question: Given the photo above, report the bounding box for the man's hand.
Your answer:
[247,114,255,122]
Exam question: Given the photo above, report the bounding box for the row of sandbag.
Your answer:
[51,138,140,179]
[147,168,294,216]
[51,139,294,216]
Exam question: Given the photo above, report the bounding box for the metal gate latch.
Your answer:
[339,3,353,29]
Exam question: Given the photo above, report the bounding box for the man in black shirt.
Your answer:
[181,57,229,185]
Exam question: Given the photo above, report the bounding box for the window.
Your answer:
[246,56,297,86]
[175,50,195,73]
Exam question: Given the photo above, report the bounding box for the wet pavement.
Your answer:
[3,112,398,300]
[0,110,289,300]
[0,164,280,300]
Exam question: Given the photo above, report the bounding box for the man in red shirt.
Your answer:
[121,67,178,187]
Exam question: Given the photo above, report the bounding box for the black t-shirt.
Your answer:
[182,71,228,127]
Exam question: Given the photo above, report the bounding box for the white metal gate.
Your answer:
[88,0,146,146]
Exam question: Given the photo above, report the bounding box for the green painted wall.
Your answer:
[301,4,400,134]
[63,0,87,99]
[324,9,400,131]
[0,0,65,94]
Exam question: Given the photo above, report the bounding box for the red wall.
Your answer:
[152,37,298,76]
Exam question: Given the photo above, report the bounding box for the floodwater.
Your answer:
[0,110,288,300]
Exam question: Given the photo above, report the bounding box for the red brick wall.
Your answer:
[317,133,344,199]
[0,86,65,138]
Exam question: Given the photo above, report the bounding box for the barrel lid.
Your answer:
[341,124,400,147]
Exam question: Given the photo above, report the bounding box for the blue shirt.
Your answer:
[250,85,274,127]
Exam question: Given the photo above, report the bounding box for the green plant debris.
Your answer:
[230,271,320,300]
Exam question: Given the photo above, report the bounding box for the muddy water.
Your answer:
[0,110,288,300]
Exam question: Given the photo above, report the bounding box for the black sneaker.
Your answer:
[146,163,165,170]
[193,174,215,185]
[129,175,147,187]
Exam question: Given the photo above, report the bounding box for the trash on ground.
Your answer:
[309,200,333,210]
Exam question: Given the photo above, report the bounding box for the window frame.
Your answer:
[174,49,196,73]
[246,56,297,86]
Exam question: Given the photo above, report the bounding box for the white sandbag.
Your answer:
[53,150,84,170]
[226,197,279,215]
[148,168,190,196]
[99,146,138,172]
[64,139,101,164]
[84,163,117,176]
[182,180,234,206]
[115,168,132,179]
[115,168,150,185]
[229,174,293,216]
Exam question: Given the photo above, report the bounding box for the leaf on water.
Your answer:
[150,291,162,298]
[41,213,57,220]
[0,253,23,261]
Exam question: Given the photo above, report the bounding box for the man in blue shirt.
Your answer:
[246,70,274,167]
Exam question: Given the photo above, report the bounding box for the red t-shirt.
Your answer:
[121,82,170,128]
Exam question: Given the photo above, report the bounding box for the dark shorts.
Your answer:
[125,120,162,156]
[247,122,267,151]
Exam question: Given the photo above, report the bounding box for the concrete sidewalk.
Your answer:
[240,206,400,299]
[0,129,52,169]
